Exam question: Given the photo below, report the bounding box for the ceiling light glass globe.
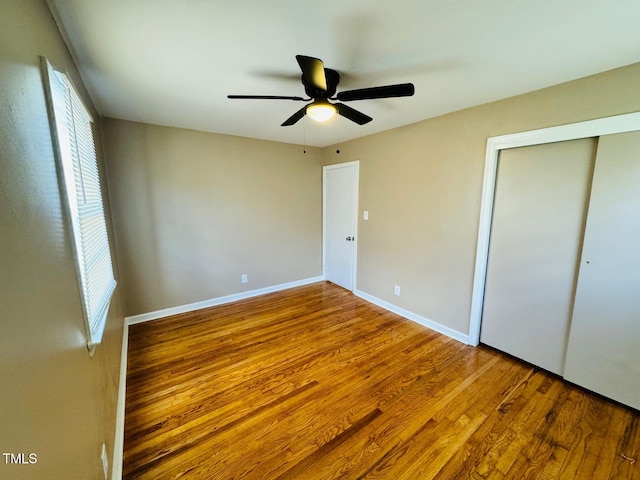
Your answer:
[307,103,336,122]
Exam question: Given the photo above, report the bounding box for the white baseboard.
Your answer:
[111,320,129,480]
[125,276,325,325]
[354,289,470,345]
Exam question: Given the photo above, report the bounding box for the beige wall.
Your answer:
[323,62,640,336]
[3,2,634,478]
[101,120,323,316]
[0,1,124,479]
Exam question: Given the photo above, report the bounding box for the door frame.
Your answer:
[323,161,360,291]
[469,111,640,346]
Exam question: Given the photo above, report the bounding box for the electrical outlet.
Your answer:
[394,285,401,296]
[100,443,108,479]
[241,274,248,284]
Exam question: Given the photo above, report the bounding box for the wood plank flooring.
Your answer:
[124,282,640,479]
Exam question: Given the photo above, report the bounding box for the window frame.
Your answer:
[41,57,116,354]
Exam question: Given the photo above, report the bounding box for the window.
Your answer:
[42,58,116,353]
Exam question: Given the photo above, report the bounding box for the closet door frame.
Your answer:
[469,111,640,346]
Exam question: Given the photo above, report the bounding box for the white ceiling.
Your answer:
[48,0,640,147]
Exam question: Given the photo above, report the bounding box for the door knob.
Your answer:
[346,236,353,241]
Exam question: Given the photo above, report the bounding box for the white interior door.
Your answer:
[564,131,640,410]
[480,139,596,375]
[323,162,358,290]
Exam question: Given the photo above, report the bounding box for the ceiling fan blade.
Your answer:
[336,83,415,101]
[281,106,307,126]
[228,95,306,101]
[296,55,328,92]
[336,103,372,125]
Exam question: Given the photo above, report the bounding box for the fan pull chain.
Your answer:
[303,116,307,154]
[335,115,341,154]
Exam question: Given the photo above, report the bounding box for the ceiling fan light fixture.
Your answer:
[228,55,414,126]
[306,101,336,122]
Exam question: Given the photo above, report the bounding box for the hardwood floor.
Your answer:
[124,282,640,479]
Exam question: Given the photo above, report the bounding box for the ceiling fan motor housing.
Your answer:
[303,68,340,98]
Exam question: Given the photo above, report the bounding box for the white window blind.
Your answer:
[42,58,116,351]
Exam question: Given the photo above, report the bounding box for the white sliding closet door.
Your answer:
[564,131,640,410]
[480,139,596,375]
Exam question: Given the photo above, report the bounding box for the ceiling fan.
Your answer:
[228,55,415,126]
